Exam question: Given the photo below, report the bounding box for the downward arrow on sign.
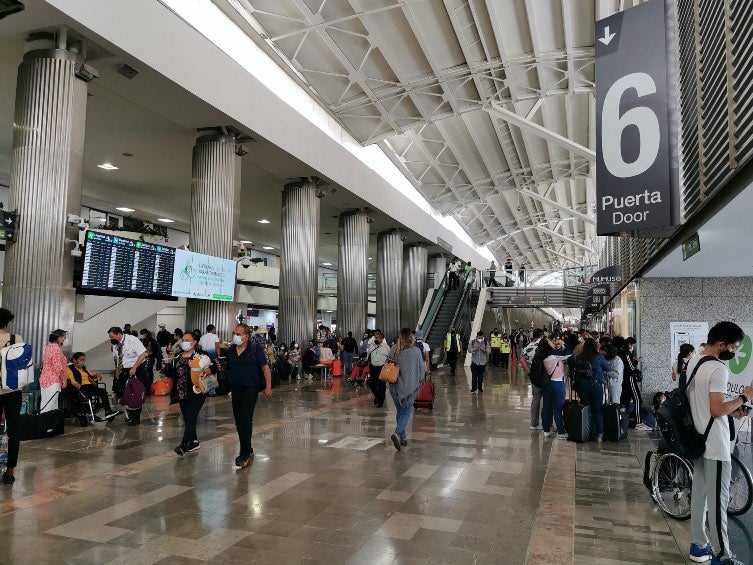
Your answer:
[598,25,616,46]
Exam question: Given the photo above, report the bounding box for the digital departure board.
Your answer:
[80,231,176,298]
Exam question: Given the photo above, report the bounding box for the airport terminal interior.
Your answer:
[1,0,753,563]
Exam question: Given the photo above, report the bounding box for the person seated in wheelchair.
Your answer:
[65,352,120,420]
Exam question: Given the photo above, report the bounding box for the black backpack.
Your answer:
[573,357,594,384]
[656,356,720,459]
[529,357,552,388]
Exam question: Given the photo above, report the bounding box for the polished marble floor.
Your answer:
[0,364,733,564]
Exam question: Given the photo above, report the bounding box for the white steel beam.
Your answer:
[485,103,596,162]
[537,226,594,253]
[520,188,594,224]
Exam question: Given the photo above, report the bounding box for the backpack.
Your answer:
[529,357,552,388]
[656,356,720,459]
[573,357,595,384]
[1,335,34,390]
[120,375,146,410]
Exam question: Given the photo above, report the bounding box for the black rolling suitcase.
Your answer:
[566,383,591,443]
[604,403,628,442]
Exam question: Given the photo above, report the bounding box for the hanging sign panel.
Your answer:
[590,266,622,285]
[595,0,678,235]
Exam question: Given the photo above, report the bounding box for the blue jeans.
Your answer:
[342,351,354,374]
[576,380,604,437]
[542,380,566,434]
[389,384,415,441]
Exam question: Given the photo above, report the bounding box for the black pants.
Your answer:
[449,272,459,289]
[446,351,458,375]
[471,363,485,391]
[231,386,259,459]
[81,384,112,412]
[500,352,509,368]
[0,390,21,469]
[491,349,500,366]
[368,364,386,405]
[180,395,206,446]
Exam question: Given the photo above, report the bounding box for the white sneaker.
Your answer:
[635,423,653,431]
[530,424,543,430]
[545,431,556,438]
[557,433,569,440]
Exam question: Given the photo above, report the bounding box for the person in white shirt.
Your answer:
[198,324,221,359]
[448,258,459,290]
[686,322,753,565]
[108,326,148,426]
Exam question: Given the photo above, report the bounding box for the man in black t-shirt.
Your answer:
[341,331,358,374]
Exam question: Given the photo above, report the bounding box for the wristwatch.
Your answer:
[740,394,749,405]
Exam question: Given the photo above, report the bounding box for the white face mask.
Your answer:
[181,341,193,352]
[232,335,243,346]
[477,338,484,342]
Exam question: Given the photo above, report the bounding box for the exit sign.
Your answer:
[682,233,700,261]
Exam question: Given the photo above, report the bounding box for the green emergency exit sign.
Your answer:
[682,232,700,261]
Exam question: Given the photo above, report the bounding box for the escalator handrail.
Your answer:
[419,272,449,337]
[447,274,473,344]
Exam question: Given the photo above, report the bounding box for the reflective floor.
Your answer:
[0,364,738,564]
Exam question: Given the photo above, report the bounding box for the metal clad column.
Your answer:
[337,210,368,338]
[376,230,403,343]
[4,40,92,360]
[428,254,446,288]
[401,244,428,329]
[278,181,320,347]
[186,134,241,340]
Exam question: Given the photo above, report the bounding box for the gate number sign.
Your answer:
[595,0,675,235]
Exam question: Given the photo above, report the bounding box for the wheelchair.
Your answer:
[60,382,108,427]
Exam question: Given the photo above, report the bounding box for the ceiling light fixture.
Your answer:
[240,240,252,244]
[262,246,274,250]
[156,218,174,223]
[116,207,135,213]
[97,162,119,170]
[322,262,332,266]
[258,219,270,224]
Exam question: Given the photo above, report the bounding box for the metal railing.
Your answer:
[482,265,597,289]
[447,275,475,352]
[418,272,449,338]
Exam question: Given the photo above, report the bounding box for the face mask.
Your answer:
[232,335,243,346]
[76,361,85,368]
[476,338,483,342]
[181,341,193,352]
[110,338,119,345]
[719,350,735,361]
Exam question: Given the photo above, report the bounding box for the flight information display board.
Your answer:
[80,231,176,298]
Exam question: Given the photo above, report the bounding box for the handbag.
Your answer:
[19,391,64,441]
[378,362,399,384]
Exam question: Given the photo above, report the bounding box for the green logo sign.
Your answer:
[729,335,752,375]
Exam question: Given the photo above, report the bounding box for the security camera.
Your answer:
[70,247,82,258]
[65,238,82,257]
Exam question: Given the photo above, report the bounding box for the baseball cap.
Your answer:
[415,330,424,339]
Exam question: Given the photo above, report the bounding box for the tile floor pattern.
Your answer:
[0,364,699,564]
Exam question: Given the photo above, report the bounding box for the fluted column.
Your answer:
[376,230,403,343]
[186,133,241,340]
[278,180,320,347]
[4,36,93,361]
[400,244,428,329]
[429,254,446,288]
[336,210,368,338]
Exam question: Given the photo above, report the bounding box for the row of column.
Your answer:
[3,36,438,358]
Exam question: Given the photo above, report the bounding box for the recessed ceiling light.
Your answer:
[240,240,252,244]
[156,218,174,223]
[262,246,274,250]
[368,257,372,260]
[322,262,332,266]
[116,207,135,213]
[97,162,119,170]
[258,219,270,224]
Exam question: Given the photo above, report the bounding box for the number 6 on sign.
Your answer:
[601,72,660,178]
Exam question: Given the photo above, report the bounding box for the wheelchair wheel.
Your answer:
[728,454,753,516]
[652,453,693,520]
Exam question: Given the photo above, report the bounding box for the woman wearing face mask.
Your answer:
[288,341,301,380]
[225,324,272,470]
[672,343,695,382]
[40,329,69,413]
[170,332,213,456]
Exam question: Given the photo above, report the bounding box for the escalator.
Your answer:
[419,274,476,365]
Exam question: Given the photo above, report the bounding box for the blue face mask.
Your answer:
[180,341,193,352]
[232,335,243,346]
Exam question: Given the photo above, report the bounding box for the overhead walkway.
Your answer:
[484,268,591,308]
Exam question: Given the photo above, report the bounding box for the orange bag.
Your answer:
[332,359,342,377]
[151,377,172,396]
